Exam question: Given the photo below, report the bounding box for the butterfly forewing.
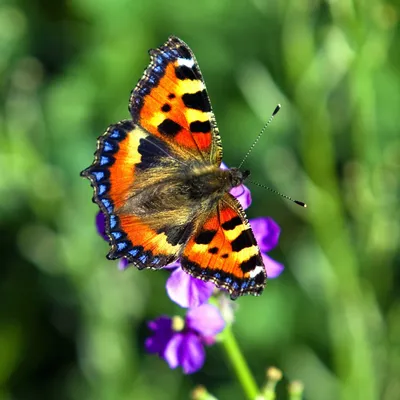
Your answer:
[129,36,222,166]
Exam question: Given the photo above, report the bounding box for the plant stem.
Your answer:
[220,325,259,400]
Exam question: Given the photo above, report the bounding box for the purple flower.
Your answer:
[118,257,129,270]
[96,211,108,241]
[145,304,225,374]
[230,183,252,209]
[166,263,215,308]
[249,217,284,278]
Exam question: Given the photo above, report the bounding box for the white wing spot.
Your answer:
[177,58,194,68]
[249,265,264,278]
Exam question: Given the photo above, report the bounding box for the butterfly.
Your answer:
[81,36,266,299]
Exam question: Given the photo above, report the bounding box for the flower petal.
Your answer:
[230,184,252,209]
[250,217,281,253]
[186,304,225,337]
[166,268,214,308]
[96,211,108,241]
[262,253,284,279]
[178,332,205,374]
[145,316,174,356]
[118,258,129,270]
[163,260,181,270]
[164,333,184,370]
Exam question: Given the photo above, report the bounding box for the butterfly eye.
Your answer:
[228,168,249,188]
[242,170,250,180]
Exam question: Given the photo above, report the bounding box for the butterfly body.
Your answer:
[81,36,267,299]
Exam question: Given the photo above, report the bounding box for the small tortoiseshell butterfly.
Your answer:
[81,36,266,299]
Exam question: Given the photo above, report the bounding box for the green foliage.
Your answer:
[0,0,399,399]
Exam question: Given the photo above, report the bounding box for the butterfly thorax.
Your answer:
[184,166,250,201]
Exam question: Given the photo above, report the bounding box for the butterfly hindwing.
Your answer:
[129,36,223,166]
[181,193,266,299]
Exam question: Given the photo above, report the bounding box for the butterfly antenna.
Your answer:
[248,180,307,208]
[238,104,281,169]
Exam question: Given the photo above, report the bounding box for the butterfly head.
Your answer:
[228,168,250,189]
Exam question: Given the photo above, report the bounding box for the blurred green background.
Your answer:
[1,0,399,399]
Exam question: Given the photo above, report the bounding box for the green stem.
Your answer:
[220,325,259,400]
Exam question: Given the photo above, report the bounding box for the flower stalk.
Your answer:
[220,324,259,400]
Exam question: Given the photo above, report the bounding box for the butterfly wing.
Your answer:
[181,193,267,299]
[129,36,223,166]
[81,120,197,269]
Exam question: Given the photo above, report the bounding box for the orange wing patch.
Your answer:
[181,194,266,299]
[107,123,149,209]
[81,120,137,209]
[129,36,222,164]
[82,120,155,210]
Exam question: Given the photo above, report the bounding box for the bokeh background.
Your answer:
[1,0,399,399]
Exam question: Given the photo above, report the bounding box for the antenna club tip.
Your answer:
[272,104,281,116]
[294,200,307,208]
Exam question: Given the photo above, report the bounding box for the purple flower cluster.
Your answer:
[95,169,283,374]
[145,304,225,374]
